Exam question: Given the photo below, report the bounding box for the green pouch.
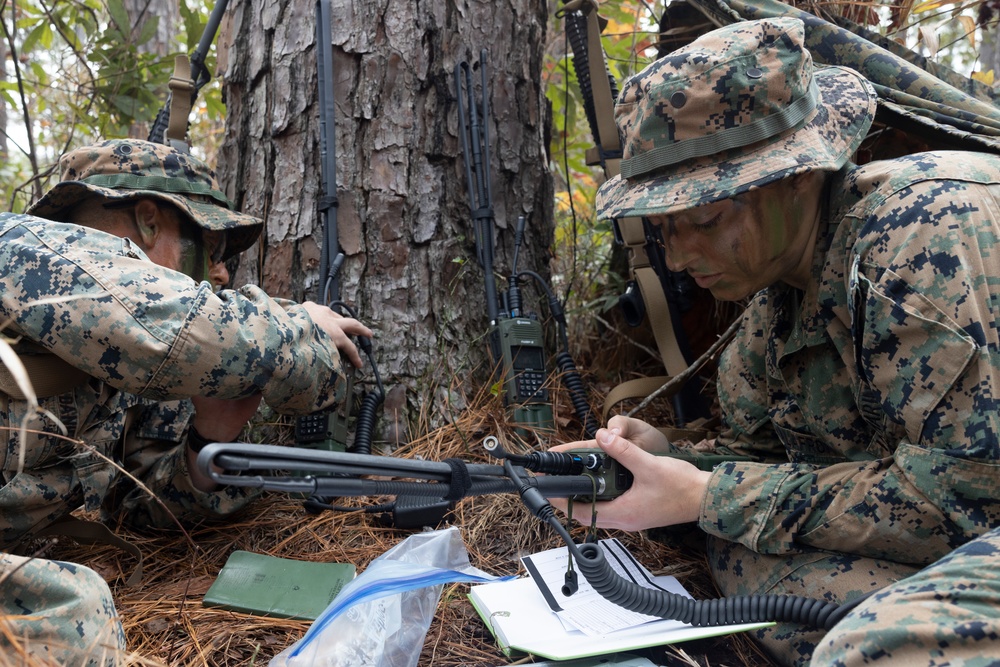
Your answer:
[203,550,355,620]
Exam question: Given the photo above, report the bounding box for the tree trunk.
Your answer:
[217,0,553,438]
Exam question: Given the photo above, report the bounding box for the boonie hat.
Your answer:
[596,17,877,219]
[27,139,262,260]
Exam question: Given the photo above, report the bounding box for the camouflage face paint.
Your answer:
[650,177,822,299]
[176,219,209,283]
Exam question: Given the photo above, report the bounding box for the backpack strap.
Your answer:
[602,376,717,443]
[615,217,690,377]
[565,1,692,389]
[166,54,195,153]
[602,375,671,424]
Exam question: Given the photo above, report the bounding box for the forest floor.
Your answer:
[5,304,774,666]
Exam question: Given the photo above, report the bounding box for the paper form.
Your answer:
[521,538,692,636]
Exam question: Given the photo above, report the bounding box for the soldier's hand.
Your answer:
[548,426,711,532]
[301,301,374,368]
[604,414,673,455]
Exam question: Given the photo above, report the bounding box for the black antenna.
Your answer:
[456,51,504,323]
[316,0,341,303]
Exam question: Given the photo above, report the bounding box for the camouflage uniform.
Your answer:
[0,140,348,665]
[702,151,1000,665]
[593,18,1000,667]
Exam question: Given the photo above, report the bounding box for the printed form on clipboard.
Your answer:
[520,538,689,636]
[467,538,772,660]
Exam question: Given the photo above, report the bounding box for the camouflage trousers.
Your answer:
[709,527,1000,666]
[0,553,126,666]
[813,525,1000,666]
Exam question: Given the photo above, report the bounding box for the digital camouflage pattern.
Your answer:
[0,200,347,659]
[1,553,127,664]
[26,139,263,260]
[654,151,1000,665]
[595,17,876,219]
[592,14,1000,663]
[687,0,1000,153]
[708,537,920,665]
[0,213,348,544]
[813,525,1000,666]
[707,151,1000,561]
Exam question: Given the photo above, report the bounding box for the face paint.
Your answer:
[177,223,207,282]
[647,176,823,300]
[204,230,227,265]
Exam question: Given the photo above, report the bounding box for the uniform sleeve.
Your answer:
[0,218,343,415]
[699,179,1000,566]
[103,400,261,530]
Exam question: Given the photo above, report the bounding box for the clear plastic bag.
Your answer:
[269,526,507,667]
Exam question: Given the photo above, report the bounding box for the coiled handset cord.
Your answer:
[324,299,385,456]
[303,297,388,515]
[513,268,599,439]
[503,459,873,631]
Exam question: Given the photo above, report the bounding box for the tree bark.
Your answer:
[218,0,553,437]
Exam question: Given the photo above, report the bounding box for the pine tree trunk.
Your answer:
[217,0,553,439]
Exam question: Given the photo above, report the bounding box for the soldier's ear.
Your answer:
[131,198,165,249]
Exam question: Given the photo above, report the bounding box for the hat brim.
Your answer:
[27,183,263,260]
[596,65,877,220]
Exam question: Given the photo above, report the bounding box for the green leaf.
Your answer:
[179,0,206,52]
[21,22,52,52]
[136,14,160,46]
[29,61,47,82]
[110,94,141,115]
[105,0,131,38]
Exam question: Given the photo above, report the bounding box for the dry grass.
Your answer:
[4,381,771,666]
[1,295,772,666]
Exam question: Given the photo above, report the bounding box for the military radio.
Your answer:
[489,315,550,432]
[456,51,554,439]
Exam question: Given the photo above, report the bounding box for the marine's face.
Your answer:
[156,207,230,290]
[646,176,820,301]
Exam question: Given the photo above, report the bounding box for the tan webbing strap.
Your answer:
[603,377,716,442]
[635,265,689,374]
[34,516,144,587]
[570,1,690,382]
[583,3,619,164]
[602,375,672,423]
[613,212,689,376]
[166,54,194,150]
[0,347,89,400]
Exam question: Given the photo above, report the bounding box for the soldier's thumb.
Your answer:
[596,426,633,461]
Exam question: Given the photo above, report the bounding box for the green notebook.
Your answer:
[203,550,356,620]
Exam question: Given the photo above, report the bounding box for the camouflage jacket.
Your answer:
[701,151,1000,567]
[0,214,345,547]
